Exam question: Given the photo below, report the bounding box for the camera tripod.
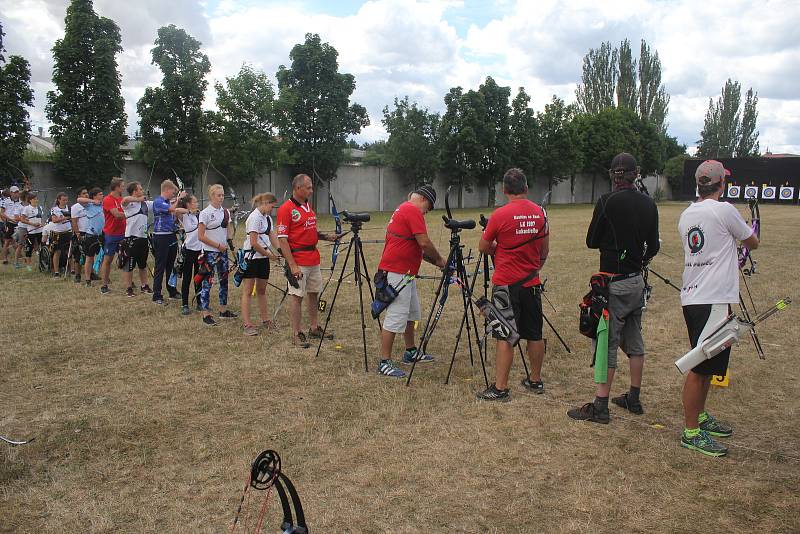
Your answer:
[314,212,379,372]
[407,190,488,387]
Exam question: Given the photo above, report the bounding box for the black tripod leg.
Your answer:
[447,250,483,381]
[314,240,354,358]
[406,245,457,386]
[542,312,572,353]
[457,247,488,388]
[354,237,369,372]
[517,344,531,380]
[358,239,381,331]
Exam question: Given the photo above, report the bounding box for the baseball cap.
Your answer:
[610,152,637,173]
[414,185,437,208]
[9,185,20,192]
[695,160,726,185]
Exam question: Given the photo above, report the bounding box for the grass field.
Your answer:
[2,201,799,533]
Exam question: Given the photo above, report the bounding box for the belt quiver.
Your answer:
[579,273,611,339]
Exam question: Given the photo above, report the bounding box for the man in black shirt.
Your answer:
[568,152,660,424]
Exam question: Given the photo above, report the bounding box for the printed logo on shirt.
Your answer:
[687,225,705,254]
[291,209,301,223]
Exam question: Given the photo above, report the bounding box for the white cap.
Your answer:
[9,186,20,192]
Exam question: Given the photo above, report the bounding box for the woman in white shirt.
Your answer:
[239,193,280,336]
[175,194,202,315]
[121,181,153,298]
[49,192,73,276]
[197,184,236,326]
[17,192,44,271]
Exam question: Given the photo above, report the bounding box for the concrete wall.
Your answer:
[23,161,672,212]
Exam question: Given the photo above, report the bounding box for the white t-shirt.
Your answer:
[2,199,21,222]
[71,202,89,233]
[124,200,153,238]
[242,210,273,259]
[22,205,44,234]
[198,205,228,252]
[181,213,202,251]
[50,206,72,232]
[678,199,754,306]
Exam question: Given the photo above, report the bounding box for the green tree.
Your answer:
[509,87,540,180]
[137,24,211,187]
[616,38,637,111]
[361,140,388,166]
[663,153,689,191]
[575,41,618,114]
[638,40,669,133]
[209,64,280,193]
[697,79,759,158]
[538,96,581,186]
[476,76,511,206]
[276,33,369,191]
[45,0,126,187]
[0,21,34,178]
[382,96,440,186]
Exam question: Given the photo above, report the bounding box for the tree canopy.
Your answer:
[0,21,34,180]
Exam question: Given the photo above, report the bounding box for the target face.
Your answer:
[762,187,776,199]
[779,187,795,199]
[744,186,759,199]
[727,185,741,198]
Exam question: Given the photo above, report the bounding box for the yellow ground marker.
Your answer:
[711,370,730,387]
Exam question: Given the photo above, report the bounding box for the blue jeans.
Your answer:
[199,251,229,311]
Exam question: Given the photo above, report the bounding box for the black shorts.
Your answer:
[3,222,17,240]
[71,233,84,261]
[124,237,149,271]
[51,231,73,254]
[81,234,102,258]
[243,257,270,279]
[509,284,543,341]
[683,304,731,376]
[25,233,42,257]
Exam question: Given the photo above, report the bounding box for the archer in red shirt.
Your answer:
[478,168,549,401]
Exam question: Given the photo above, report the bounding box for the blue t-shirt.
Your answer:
[152,196,176,234]
[85,203,104,236]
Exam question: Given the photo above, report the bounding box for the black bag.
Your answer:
[371,270,403,319]
[579,273,611,339]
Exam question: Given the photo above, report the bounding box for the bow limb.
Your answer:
[329,192,342,270]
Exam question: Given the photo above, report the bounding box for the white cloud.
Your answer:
[1,0,798,153]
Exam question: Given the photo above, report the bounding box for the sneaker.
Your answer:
[219,310,238,319]
[612,393,644,415]
[140,285,153,294]
[85,280,92,288]
[74,274,81,283]
[126,287,135,298]
[681,429,728,457]
[100,285,110,295]
[699,412,733,438]
[202,315,218,327]
[243,324,259,336]
[520,377,545,394]
[567,402,610,424]
[168,292,182,300]
[402,348,434,364]
[52,272,60,278]
[476,383,511,402]
[377,360,406,378]
[181,305,191,316]
[26,266,32,272]
[308,326,333,340]
[14,263,22,269]
[293,332,310,349]
[153,297,167,306]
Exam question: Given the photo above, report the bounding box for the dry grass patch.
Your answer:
[2,201,799,533]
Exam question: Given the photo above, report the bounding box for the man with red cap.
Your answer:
[676,160,759,457]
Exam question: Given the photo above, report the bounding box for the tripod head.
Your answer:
[479,214,488,229]
[442,215,476,232]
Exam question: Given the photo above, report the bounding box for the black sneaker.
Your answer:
[219,310,238,319]
[476,384,511,402]
[52,272,60,278]
[100,285,110,295]
[74,274,81,283]
[308,326,333,340]
[567,402,610,424]
[140,285,153,294]
[90,273,101,281]
[202,315,218,327]
[153,297,167,306]
[181,305,191,316]
[520,377,545,394]
[168,291,182,300]
[85,280,92,288]
[612,393,644,415]
[293,332,310,349]
[126,287,135,298]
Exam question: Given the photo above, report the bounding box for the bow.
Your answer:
[317,192,343,311]
[736,192,765,359]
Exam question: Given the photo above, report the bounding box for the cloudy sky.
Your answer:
[2,0,799,154]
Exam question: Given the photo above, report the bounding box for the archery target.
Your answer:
[762,186,776,200]
[779,186,795,200]
[727,185,740,198]
[744,186,759,199]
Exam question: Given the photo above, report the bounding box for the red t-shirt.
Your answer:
[102,194,125,237]
[276,198,320,266]
[482,199,547,287]
[378,201,427,275]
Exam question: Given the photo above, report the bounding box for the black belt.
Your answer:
[610,272,641,282]
[290,244,316,253]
